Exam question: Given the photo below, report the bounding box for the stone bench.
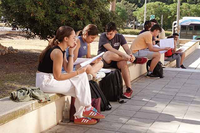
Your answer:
[0,37,195,133]
[0,94,71,133]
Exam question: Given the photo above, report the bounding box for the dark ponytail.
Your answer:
[39,26,74,62]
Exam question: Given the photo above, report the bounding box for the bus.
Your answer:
[172,17,200,39]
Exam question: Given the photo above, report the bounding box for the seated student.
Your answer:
[139,20,152,35]
[165,33,186,69]
[98,22,135,99]
[130,24,170,77]
[36,26,105,125]
[150,19,165,45]
[73,24,105,81]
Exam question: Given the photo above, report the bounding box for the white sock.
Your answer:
[85,106,92,111]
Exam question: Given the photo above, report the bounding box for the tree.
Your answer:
[116,0,136,24]
[1,0,123,39]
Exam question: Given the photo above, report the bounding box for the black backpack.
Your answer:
[146,60,164,78]
[99,69,123,102]
[89,80,112,111]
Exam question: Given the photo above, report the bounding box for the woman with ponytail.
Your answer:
[73,24,105,81]
[36,26,105,125]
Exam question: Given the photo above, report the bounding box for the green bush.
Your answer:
[1,0,123,39]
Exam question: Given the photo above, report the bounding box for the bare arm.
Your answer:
[86,43,91,58]
[104,43,125,57]
[73,39,81,61]
[51,49,77,80]
[147,43,170,52]
[122,44,132,55]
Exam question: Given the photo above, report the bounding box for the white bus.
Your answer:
[172,17,200,39]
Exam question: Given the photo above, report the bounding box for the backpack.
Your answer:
[99,69,123,102]
[69,97,101,122]
[89,80,112,111]
[146,60,164,78]
[165,49,173,57]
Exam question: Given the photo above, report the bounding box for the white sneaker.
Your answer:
[87,74,93,81]
[94,72,106,82]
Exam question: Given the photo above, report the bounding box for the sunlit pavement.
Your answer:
[44,46,200,133]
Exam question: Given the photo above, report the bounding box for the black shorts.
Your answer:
[102,58,119,69]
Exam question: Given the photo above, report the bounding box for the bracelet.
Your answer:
[68,55,74,58]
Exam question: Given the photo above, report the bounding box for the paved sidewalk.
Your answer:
[44,69,200,133]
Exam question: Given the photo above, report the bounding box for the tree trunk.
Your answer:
[110,0,116,12]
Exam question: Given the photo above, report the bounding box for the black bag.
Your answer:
[89,80,112,111]
[146,60,163,78]
[99,69,123,102]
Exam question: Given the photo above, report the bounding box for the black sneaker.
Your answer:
[180,65,186,69]
[146,72,157,77]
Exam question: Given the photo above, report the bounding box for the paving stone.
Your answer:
[90,121,123,131]
[126,100,147,106]
[118,124,148,133]
[101,114,130,124]
[173,96,194,102]
[126,117,155,127]
[177,123,200,133]
[149,121,181,132]
[85,129,115,133]
[133,112,160,120]
[147,128,176,133]
[44,125,89,133]
[111,109,136,117]
[118,105,142,111]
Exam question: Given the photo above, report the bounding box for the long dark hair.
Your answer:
[39,26,74,62]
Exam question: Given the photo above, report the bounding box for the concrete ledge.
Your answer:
[164,40,200,67]
[0,94,71,133]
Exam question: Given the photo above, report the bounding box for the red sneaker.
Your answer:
[122,88,133,99]
[74,117,97,125]
[83,107,105,119]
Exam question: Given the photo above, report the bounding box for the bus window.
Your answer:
[181,26,186,34]
[194,25,200,34]
[187,26,194,35]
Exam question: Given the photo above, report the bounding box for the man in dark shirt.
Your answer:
[98,22,135,99]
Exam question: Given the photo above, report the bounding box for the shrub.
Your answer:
[1,0,123,39]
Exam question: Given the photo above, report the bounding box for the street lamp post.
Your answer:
[176,0,180,33]
[144,0,147,23]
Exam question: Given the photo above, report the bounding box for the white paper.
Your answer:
[153,45,167,54]
[160,38,174,49]
[74,58,90,65]
[99,68,112,73]
[80,52,104,67]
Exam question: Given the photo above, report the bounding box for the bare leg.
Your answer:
[180,52,185,65]
[117,61,131,89]
[150,52,161,72]
[103,51,123,64]
[86,61,103,77]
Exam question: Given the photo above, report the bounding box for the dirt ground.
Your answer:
[0,32,48,98]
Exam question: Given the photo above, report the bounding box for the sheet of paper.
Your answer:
[80,52,104,67]
[160,38,174,49]
[99,68,112,73]
[74,58,90,65]
[153,45,167,54]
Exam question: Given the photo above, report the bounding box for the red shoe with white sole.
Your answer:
[83,107,105,119]
[74,117,97,125]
